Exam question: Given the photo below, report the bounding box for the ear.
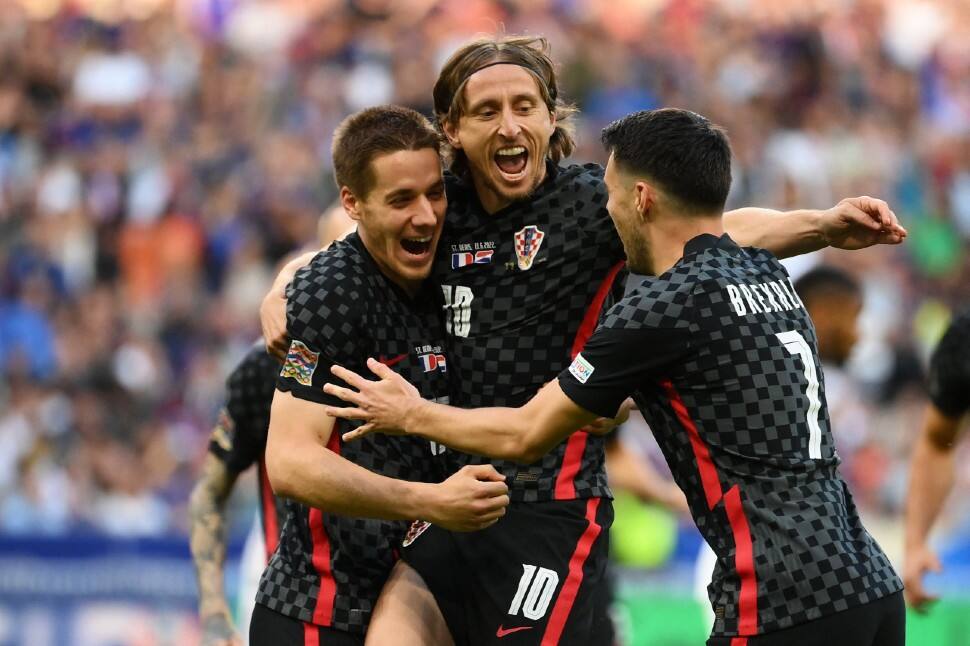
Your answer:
[441,119,462,150]
[633,181,656,222]
[340,186,363,222]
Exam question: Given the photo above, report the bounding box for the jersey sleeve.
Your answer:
[277,261,365,406]
[208,349,279,472]
[927,313,970,418]
[558,281,693,418]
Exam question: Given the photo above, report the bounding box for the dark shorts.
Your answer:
[706,591,905,646]
[401,497,614,646]
[250,603,364,646]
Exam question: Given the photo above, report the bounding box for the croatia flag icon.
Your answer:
[452,249,494,269]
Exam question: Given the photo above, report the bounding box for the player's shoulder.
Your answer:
[286,234,370,343]
[602,271,694,331]
[227,341,280,389]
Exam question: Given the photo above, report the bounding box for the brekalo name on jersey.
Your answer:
[281,339,318,386]
[513,225,545,271]
[415,344,447,373]
[451,241,496,269]
[725,279,805,317]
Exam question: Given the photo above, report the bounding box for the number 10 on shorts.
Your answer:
[508,564,560,620]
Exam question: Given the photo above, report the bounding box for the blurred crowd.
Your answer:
[0,0,968,542]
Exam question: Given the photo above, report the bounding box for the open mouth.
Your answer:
[494,145,528,178]
[400,236,432,256]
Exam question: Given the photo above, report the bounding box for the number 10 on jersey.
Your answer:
[442,285,474,337]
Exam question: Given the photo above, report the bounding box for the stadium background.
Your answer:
[0,0,968,643]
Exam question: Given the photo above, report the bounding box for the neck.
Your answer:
[357,230,421,298]
[648,213,724,276]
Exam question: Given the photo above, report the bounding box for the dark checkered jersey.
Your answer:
[256,232,448,634]
[436,162,624,502]
[927,310,970,419]
[206,342,286,560]
[559,234,902,638]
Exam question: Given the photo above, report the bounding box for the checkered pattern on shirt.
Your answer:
[206,343,287,538]
[435,163,624,502]
[927,310,970,418]
[563,235,901,637]
[256,233,448,633]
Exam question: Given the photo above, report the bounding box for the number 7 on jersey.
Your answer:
[776,330,823,459]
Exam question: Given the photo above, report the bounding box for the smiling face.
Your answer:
[604,153,653,275]
[444,64,556,214]
[343,147,446,295]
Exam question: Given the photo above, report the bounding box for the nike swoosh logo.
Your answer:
[378,353,409,367]
[496,625,534,638]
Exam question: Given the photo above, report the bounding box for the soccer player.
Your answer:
[189,343,281,646]
[251,106,509,646]
[262,36,905,646]
[327,109,906,646]
[903,310,970,612]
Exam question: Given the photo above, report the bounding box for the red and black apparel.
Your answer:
[206,343,285,560]
[253,233,449,644]
[558,234,903,646]
[401,162,622,645]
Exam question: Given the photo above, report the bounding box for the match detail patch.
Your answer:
[281,340,319,387]
[568,353,595,384]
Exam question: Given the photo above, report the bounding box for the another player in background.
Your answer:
[904,310,970,611]
[328,109,905,646]
[252,106,508,646]
[188,208,354,646]
[261,36,905,646]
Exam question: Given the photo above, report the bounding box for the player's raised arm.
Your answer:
[724,196,906,258]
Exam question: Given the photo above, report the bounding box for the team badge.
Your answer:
[513,225,545,271]
[451,249,494,269]
[568,353,595,384]
[402,520,431,547]
[280,340,319,387]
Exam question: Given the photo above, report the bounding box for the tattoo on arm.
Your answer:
[189,454,240,621]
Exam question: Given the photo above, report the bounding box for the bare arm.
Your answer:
[188,455,243,646]
[267,389,508,531]
[724,196,906,259]
[261,251,318,360]
[903,404,964,611]
[327,360,600,464]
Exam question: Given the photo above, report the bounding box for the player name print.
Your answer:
[513,225,545,271]
[725,278,804,317]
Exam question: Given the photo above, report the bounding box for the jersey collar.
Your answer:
[682,232,741,258]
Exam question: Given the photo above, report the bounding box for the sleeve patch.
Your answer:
[281,340,319,386]
[568,353,596,384]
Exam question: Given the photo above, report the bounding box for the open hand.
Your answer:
[324,358,423,440]
[820,196,907,250]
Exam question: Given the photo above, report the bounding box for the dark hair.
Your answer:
[432,35,577,175]
[331,105,441,198]
[601,108,732,213]
[794,266,861,306]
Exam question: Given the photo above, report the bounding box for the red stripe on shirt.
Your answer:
[663,381,758,637]
[661,380,722,510]
[258,458,279,560]
[309,426,342,626]
[725,485,758,636]
[303,622,319,646]
[556,261,625,499]
[540,497,603,646]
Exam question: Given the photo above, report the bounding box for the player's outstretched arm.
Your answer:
[724,196,906,258]
[188,455,243,646]
[903,403,963,612]
[266,389,508,531]
[327,359,601,464]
